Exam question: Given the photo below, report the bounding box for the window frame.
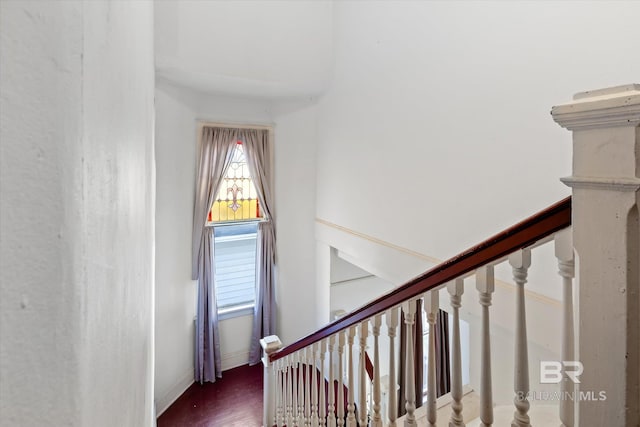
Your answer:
[209,141,264,224]
[209,220,262,320]
[198,121,274,320]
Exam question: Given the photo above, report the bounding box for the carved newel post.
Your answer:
[261,335,283,427]
[552,84,640,426]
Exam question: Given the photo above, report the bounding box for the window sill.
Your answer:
[218,303,255,321]
[206,218,267,228]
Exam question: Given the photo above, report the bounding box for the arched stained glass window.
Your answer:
[208,142,262,223]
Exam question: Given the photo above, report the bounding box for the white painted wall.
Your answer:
[154,79,319,413]
[154,82,200,414]
[316,220,436,287]
[330,272,394,316]
[155,0,333,98]
[0,1,155,426]
[270,99,320,342]
[316,1,640,281]
[330,250,372,285]
[316,242,333,328]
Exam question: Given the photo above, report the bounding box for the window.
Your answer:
[213,223,257,316]
[209,142,263,318]
[208,142,262,223]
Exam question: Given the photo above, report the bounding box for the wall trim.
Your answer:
[316,218,441,264]
[155,369,194,417]
[561,176,640,192]
[330,274,375,287]
[316,218,562,308]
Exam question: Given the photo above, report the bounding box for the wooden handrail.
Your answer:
[270,196,571,362]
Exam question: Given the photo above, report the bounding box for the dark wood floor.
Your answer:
[158,364,263,427]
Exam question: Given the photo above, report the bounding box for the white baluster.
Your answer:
[447,279,466,427]
[276,360,283,427]
[328,335,337,427]
[293,353,299,426]
[287,356,294,427]
[280,359,287,427]
[424,291,439,427]
[358,321,369,427]
[312,343,319,427]
[387,307,399,427]
[402,300,418,427]
[477,266,495,427]
[281,359,287,427]
[556,229,575,427]
[510,250,532,427]
[371,315,383,427]
[299,353,303,426]
[347,326,357,427]
[319,339,328,427]
[272,360,278,427]
[306,347,312,426]
[337,331,346,427]
[300,351,306,426]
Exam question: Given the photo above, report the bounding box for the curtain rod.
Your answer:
[197,121,274,131]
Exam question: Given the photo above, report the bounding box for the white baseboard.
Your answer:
[221,350,250,371]
[155,369,194,417]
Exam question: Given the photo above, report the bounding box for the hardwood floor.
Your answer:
[158,364,263,427]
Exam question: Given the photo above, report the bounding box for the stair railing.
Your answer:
[261,83,640,427]
[262,197,572,427]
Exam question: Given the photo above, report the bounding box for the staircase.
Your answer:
[261,84,640,427]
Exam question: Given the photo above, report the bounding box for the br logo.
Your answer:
[540,361,584,384]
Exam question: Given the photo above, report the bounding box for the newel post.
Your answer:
[261,335,283,427]
[551,84,640,426]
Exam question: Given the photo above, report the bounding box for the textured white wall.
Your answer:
[0,1,155,426]
[154,0,333,98]
[154,80,319,413]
